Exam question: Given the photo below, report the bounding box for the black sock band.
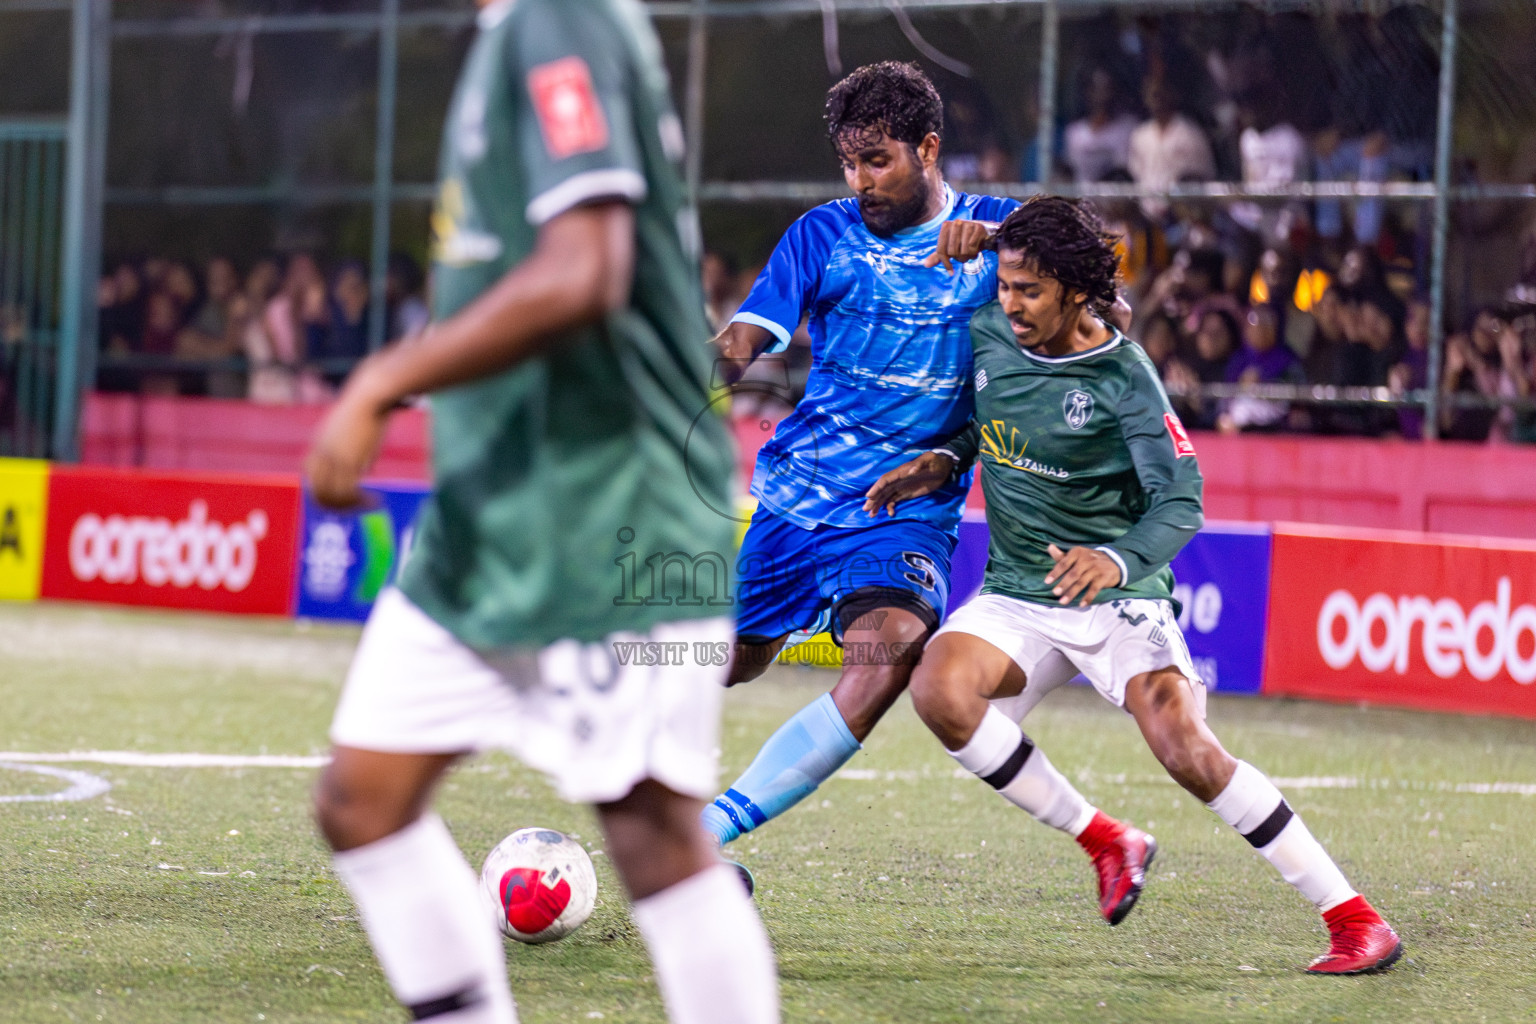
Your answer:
[1242,800,1294,848]
[409,987,484,1021]
[981,734,1035,789]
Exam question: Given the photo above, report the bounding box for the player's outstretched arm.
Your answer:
[923,219,1000,272]
[306,200,636,509]
[711,319,775,386]
[862,451,956,517]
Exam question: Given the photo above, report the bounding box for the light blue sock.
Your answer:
[702,692,861,847]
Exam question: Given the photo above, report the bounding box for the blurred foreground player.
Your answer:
[304,2,778,1021]
[869,197,1401,974]
[706,62,1153,925]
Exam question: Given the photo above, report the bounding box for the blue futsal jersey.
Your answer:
[731,186,1018,533]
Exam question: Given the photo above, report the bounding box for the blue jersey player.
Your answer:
[706,64,1151,925]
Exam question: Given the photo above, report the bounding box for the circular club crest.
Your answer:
[1063,389,1094,430]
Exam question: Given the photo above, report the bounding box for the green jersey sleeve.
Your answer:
[935,419,981,470]
[510,1,648,225]
[1102,360,1205,585]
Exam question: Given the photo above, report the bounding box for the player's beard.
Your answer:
[859,174,932,237]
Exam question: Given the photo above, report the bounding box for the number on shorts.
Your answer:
[579,643,622,693]
[900,551,938,591]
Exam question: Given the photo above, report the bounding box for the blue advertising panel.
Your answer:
[1167,523,1273,695]
[946,511,991,615]
[945,516,1272,696]
[295,484,430,622]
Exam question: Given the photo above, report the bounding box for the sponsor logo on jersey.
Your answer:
[455,86,488,162]
[979,419,1070,480]
[1063,389,1093,430]
[1164,412,1196,456]
[854,250,891,275]
[974,368,989,391]
[528,57,609,159]
[431,179,504,266]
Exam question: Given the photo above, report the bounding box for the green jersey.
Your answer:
[939,302,1204,608]
[399,0,736,649]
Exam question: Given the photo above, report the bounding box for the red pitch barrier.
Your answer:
[84,395,1536,542]
[81,393,431,482]
[39,464,302,616]
[1192,433,1536,540]
[1263,523,1536,718]
[17,443,1536,717]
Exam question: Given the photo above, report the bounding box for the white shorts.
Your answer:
[934,593,1205,713]
[329,588,731,805]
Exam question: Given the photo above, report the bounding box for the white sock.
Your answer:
[951,706,1096,836]
[332,814,517,1023]
[630,864,779,1024]
[1206,760,1357,912]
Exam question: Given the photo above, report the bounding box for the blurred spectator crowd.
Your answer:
[933,12,1536,442]
[83,11,1536,442]
[96,251,428,403]
[1129,241,1536,443]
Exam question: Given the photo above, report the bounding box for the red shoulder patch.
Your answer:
[1164,412,1196,457]
[528,56,609,159]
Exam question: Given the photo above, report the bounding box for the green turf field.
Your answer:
[2,601,1534,1023]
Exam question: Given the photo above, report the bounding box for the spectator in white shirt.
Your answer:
[1128,76,1216,221]
[1063,68,1138,185]
[1232,85,1309,243]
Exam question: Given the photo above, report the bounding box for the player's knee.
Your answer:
[909,663,975,748]
[313,773,404,852]
[1140,668,1192,715]
[728,658,768,685]
[597,782,713,900]
[727,641,776,685]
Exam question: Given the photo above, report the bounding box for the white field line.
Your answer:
[0,762,113,803]
[2,755,1532,798]
[836,767,1536,796]
[0,751,329,768]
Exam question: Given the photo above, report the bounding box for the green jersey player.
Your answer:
[305,2,777,1022]
[866,196,1401,975]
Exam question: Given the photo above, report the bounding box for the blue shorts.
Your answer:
[734,509,956,645]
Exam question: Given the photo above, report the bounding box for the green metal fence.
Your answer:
[0,122,66,458]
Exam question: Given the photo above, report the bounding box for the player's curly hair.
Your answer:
[994,196,1122,317]
[824,61,943,152]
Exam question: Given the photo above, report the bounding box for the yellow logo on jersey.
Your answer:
[979,419,1070,480]
[431,179,503,267]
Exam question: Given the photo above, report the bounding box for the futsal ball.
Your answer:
[478,827,597,944]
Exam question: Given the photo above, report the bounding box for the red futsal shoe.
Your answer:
[1307,896,1402,974]
[1076,812,1156,926]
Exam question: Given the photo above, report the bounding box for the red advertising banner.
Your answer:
[40,466,301,616]
[1263,524,1536,718]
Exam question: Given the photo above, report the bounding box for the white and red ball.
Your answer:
[478,827,597,944]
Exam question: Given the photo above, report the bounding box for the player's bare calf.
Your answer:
[909,630,1157,927]
[1123,665,1400,972]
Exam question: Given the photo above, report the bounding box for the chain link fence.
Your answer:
[1,0,1533,454]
